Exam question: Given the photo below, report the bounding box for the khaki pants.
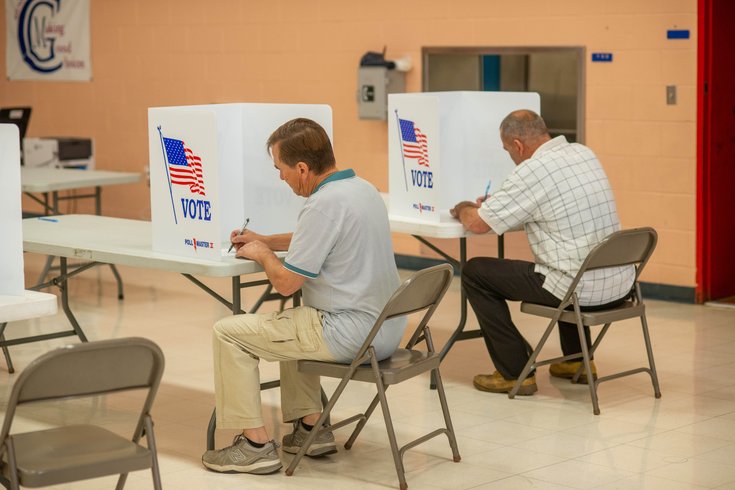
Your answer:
[213,306,337,429]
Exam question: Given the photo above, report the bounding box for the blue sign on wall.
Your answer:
[667,30,690,39]
[591,53,613,62]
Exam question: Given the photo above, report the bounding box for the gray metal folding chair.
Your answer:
[509,227,661,415]
[284,264,460,490]
[0,337,165,489]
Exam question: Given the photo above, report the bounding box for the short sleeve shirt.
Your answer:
[285,169,405,362]
[478,136,635,306]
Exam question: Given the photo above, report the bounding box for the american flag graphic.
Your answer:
[163,137,205,196]
[399,118,429,167]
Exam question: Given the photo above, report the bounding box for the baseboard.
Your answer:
[395,254,696,303]
[639,282,695,303]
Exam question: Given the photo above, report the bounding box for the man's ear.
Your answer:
[296,161,309,175]
[513,138,524,155]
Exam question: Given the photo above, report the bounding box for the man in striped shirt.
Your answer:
[451,109,634,395]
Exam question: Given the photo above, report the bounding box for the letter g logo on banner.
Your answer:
[17,0,63,73]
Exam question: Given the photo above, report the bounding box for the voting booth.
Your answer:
[388,91,541,222]
[148,103,333,260]
[0,125,25,296]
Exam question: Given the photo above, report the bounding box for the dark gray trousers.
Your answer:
[462,257,625,380]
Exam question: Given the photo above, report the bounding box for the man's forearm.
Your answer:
[457,205,491,234]
[256,251,303,296]
[263,233,292,251]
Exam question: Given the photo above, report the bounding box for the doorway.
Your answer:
[697,0,735,303]
[423,47,585,142]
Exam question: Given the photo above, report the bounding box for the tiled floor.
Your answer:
[2,261,735,489]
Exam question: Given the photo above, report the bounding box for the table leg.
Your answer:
[0,322,15,373]
[95,186,102,215]
[232,276,242,314]
[59,257,88,343]
[424,234,503,389]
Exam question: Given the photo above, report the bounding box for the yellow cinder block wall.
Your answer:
[1,0,697,289]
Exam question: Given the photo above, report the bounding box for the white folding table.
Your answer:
[0,290,57,373]
[23,214,286,327]
[21,167,141,215]
[22,167,142,296]
[22,214,294,449]
[23,214,324,449]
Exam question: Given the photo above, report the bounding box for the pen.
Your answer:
[483,180,492,202]
[228,218,250,253]
[37,217,59,222]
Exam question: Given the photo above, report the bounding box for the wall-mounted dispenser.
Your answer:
[357,49,411,120]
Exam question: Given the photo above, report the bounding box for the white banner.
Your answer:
[5,0,91,81]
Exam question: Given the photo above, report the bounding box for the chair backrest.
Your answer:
[564,227,658,303]
[353,264,454,360]
[0,337,164,443]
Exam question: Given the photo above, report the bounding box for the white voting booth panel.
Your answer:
[388,91,540,222]
[148,103,332,260]
[0,125,24,295]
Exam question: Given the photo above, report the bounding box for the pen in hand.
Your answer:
[228,218,250,253]
[483,180,492,202]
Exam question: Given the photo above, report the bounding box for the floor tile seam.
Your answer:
[670,422,735,443]
[640,460,735,488]
[506,434,621,459]
[620,425,691,447]
[522,455,640,485]
[600,411,712,431]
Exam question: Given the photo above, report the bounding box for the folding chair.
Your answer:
[0,337,165,489]
[284,264,460,490]
[509,227,661,415]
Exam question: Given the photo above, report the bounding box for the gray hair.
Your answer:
[499,110,549,143]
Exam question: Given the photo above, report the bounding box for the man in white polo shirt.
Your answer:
[450,109,634,396]
[202,118,404,475]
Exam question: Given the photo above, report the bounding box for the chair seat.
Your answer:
[6,424,152,487]
[521,300,645,326]
[299,348,441,385]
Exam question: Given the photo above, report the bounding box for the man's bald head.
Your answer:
[499,110,550,145]
[499,110,551,165]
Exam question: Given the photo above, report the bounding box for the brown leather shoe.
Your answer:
[549,360,597,384]
[473,371,537,395]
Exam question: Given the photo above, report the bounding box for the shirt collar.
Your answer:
[532,135,568,158]
[313,168,355,193]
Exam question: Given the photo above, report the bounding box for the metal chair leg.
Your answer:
[640,313,662,398]
[370,356,407,490]
[509,315,559,398]
[573,303,600,415]
[432,367,460,462]
[285,373,354,476]
[345,393,380,450]
[145,415,163,490]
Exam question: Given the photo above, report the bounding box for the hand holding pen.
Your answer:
[475,180,492,206]
[228,218,250,253]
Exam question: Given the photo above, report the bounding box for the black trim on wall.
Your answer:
[395,254,696,303]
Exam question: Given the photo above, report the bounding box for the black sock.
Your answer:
[245,437,265,448]
[300,419,314,431]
